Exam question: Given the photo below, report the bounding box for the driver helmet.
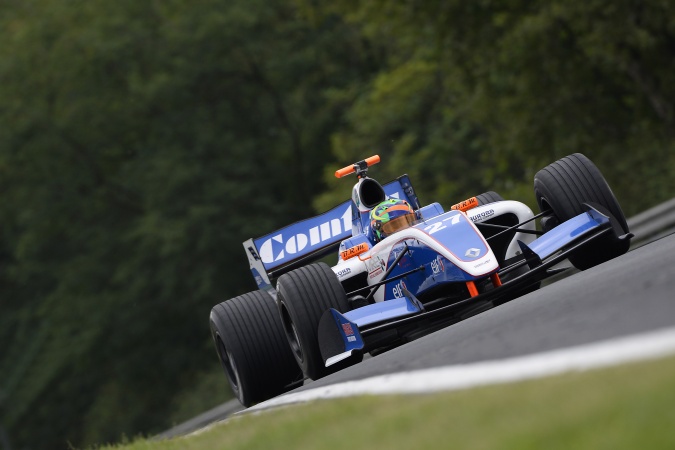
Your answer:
[370,199,416,242]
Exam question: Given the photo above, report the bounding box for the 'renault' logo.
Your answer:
[465,248,481,258]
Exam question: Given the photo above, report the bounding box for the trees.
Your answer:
[0,0,672,448]
[318,0,675,213]
[0,1,375,448]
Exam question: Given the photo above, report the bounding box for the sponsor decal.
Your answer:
[465,248,481,258]
[340,242,368,260]
[392,280,407,299]
[474,258,492,269]
[250,268,270,289]
[336,267,352,278]
[341,323,354,336]
[347,336,357,342]
[247,246,260,261]
[451,197,479,212]
[390,245,412,268]
[368,255,386,279]
[258,206,351,264]
[470,209,495,222]
[431,255,445,275]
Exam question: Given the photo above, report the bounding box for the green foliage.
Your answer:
[100,355,675,450]
[0,1,375,448]
[0,0,673,449]
[319,0,675,213]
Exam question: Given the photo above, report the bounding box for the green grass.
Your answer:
[98,355,675,450]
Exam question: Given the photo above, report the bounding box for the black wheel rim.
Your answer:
[280,303,304,362]
[216,335,239,392]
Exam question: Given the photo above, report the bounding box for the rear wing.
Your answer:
[243,175,420,291]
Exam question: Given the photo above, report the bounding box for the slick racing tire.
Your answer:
[533,153,630,270]
[210,290,302,407]
[476,191,504,206]
[276,262,352,380]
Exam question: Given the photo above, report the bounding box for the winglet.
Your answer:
[517,240,543,269]
[318,309,364,367]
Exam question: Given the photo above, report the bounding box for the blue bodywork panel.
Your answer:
[380,210,492,301]
[325,309,365,362]
[344,296,423,327]
[418,202,444,220]
[528,209,610,259]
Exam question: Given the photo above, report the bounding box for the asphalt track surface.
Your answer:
[159,233,675,437]
[285,233,675,394]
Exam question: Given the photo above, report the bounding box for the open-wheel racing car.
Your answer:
[210,153,633,406]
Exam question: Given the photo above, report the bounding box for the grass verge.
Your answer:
[97,355,675,450]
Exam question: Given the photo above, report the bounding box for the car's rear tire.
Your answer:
[533,153,630,270]
[210,290,302,407]
[476,191,504,206]
[276,262,352,380]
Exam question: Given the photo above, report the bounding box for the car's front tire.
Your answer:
[276,262,352,380]
[533,153,630,270]
[210,290,302,406]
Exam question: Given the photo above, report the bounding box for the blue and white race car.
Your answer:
[210,153,632,406]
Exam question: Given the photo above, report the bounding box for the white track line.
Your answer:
[247,326,675,413]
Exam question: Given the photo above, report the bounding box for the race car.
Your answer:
[210,153,632,406]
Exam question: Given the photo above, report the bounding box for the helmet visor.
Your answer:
[381,213,416,237]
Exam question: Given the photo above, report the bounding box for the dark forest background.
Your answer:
[1,1,673,448]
